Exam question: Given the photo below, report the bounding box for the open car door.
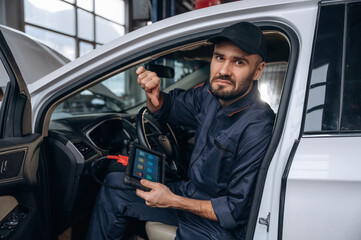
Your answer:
[0,29,48,240]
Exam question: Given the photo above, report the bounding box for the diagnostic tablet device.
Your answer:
[123,144,166,191]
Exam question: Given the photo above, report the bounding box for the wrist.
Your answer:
[147,92,163,113]
[167,192,181,208]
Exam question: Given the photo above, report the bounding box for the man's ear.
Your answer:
[253,61,265,80]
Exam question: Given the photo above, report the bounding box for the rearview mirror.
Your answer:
[147,64,175,78]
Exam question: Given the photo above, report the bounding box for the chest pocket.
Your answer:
[214,135,237,158]
[199,134,238,190]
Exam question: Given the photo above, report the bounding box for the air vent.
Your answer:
[72,141,97,160]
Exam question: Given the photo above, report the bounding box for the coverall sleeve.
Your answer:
[211,120,273,229]
[152,84,208,127]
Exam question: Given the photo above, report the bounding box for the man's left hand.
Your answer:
[136,179,175,208]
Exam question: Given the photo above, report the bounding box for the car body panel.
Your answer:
[284,136,361,239]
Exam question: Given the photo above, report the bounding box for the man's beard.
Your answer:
[209,72,255,101]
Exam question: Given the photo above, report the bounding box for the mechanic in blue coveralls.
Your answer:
[86,22,275,239]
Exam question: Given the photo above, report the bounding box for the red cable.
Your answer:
[107,155,128,166]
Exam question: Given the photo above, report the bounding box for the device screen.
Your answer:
[132,148,160,182]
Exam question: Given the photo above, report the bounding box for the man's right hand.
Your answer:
[136,66,163,113]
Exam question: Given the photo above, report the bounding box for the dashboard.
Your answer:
[46,113,139,231]
[49,113,137,158]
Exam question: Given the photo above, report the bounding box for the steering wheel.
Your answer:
[136,107,182,178]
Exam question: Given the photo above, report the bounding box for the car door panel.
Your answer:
[0,149,25,182]
[0,134,42,187]
[0,134,43,239]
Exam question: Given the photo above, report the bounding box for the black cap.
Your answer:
[208,22,267,61]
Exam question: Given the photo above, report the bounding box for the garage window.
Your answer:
[24,0,125,60]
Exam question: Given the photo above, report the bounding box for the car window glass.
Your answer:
[341,2,361,131]
[52,46,211,119]
[304,4,344,132]
[51,32,289,122]
[0,58,10,109]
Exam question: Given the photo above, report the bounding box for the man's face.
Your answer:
[209,40,264,105]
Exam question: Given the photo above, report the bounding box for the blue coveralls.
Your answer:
[86,80,275,239]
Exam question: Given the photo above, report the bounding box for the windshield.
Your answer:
[52,46,211,119]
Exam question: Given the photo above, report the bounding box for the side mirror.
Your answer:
[147,64,175,78]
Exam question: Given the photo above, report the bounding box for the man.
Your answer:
[86,21,275,240]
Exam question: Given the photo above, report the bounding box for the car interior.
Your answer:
[45,30,290,239]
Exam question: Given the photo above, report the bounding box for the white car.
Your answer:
[0,0,360,239]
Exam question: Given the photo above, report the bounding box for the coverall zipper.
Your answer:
[187,118,216,176]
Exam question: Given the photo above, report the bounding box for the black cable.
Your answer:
[91,156,134,191]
